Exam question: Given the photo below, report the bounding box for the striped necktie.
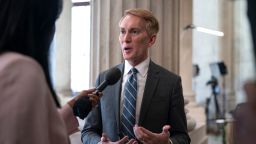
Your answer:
[121,68,138,139]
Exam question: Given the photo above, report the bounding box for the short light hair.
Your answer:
[119,8,159,36]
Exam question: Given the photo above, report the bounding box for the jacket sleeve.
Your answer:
[169,77,191,144]
[81,74,103,144]
[58,104,79,135]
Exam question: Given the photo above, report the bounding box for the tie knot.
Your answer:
[130,68,138,74]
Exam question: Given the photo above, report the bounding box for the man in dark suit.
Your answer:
[81,8,190,144]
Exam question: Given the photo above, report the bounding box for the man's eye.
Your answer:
[132,30,139,34]
[120,30,126,34]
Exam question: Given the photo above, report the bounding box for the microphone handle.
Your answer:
[73,80,106,119]
[96,80,108,92]
[73,96,92,119]
[73,80,109,119]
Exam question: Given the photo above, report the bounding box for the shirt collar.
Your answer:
[124,57,150,78]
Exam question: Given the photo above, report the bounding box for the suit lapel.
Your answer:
[113,64,124,134]
[138,61,160,125]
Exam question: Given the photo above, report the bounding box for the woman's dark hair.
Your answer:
[0,0,63,107]
[247,0,256,66]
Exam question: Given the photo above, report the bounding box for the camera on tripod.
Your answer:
[205,61,228,138]
[209,61,227,78]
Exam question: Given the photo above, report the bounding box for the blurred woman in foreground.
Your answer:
[0,0,99,143]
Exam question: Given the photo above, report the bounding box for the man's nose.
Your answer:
[123,33,131,43]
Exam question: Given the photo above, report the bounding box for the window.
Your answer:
[71,0,91,93]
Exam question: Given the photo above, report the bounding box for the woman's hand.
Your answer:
[67,88,101,108]
[88,91,102,107]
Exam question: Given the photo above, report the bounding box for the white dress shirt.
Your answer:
[121,57,150,123]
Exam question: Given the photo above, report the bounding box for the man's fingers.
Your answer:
[136,126,152,136]
[101,133,109,142]
[127,138,138,144]
[133,125,144,139]
[134,125,151,142]
[162,125,171,133]
[118,136,129,144]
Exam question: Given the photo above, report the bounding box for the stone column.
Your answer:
[179,0,196,104]
[54,0,72,96]
[220,0,236,112]
[179,0,207,143]
[179,0,196,132]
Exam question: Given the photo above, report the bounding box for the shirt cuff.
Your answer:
[169,138,173,144]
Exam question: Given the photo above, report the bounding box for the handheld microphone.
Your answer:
[73,67,121,119]
[94,67,122,94]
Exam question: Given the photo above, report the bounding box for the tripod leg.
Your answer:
[213,93,221,118]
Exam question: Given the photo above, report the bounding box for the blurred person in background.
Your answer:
[232,0,256,144]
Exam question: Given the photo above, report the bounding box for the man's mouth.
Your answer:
[124,47,132,51]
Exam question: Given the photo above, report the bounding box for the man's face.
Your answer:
[119,14,156,66]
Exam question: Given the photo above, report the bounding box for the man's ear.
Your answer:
[148,34,157,47]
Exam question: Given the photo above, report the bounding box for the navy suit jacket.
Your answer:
[81,61,190,144]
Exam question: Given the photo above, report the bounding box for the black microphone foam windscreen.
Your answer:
[105,67,122,85]
[96,67,121,92]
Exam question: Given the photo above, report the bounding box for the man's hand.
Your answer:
[100,133,137,144]
[133,125,171,144]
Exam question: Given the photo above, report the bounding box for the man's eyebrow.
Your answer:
[126,28,142,32]
[119,27,143,32]
[119,26,141,29]
[129,28,141,30]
